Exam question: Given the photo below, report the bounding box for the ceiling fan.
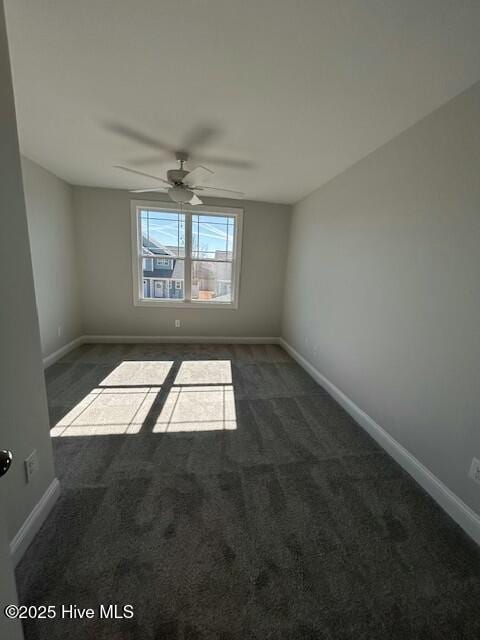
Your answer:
[108,121,251,205]
[115,152,244,206]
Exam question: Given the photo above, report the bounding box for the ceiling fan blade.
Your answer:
[114,165,170,185]
[127,154,170,168]
[191,154,254,170]
[182,125,219,150]
[189,194,203,206]
[106,123,175,153]
[195,185,245,197]
[130,187,168,193]
[183,165,214,187]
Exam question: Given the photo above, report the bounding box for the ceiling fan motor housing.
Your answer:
[167,168,189,185]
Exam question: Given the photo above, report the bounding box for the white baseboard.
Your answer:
[10,478,61,565]
[43,335,281,369]
[43,336,84,369]
[83,334,280,345]
[279,338,480,546]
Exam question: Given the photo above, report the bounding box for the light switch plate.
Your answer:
[468,457,480,485]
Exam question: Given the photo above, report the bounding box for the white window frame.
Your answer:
[131,200,243,309]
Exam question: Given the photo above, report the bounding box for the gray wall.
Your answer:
[283,81,480,516]
[0,6,24,636]
[22,156,82,358]
[73,187,291,337]
[0,0,55,542]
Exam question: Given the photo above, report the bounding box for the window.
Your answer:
[132,202,243,308]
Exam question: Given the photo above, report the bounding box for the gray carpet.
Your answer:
[16,343,480,639]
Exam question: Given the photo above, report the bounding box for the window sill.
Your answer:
[134,299,238,310]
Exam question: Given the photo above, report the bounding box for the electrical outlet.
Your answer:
[175,319,181,328]
[25,450,39,483]
[468,458,480,485]
[57,326,63,337]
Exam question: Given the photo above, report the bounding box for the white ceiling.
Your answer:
[5,0,480,204]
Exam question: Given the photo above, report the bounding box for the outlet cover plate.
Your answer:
[25,450,39,483]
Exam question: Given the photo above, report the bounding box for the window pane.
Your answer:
[141,210,185,258]
[191,261,232,302]
[191,214,235,260]
[142,258,184,299]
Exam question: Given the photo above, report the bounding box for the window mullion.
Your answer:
[137,255,144,300]
[184,211,192,301]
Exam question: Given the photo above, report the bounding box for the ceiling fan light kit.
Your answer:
[169,185,194,204]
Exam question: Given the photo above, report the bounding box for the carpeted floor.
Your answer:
[16,343,480,639]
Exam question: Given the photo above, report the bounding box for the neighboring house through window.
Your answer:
[132,203,243,308]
